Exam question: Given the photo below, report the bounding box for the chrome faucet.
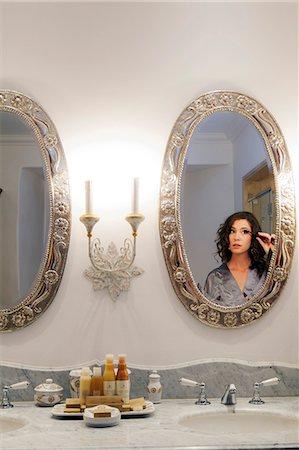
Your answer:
[221,384,237,405]
[249,377,280,404]
[179,378,211,405]
[1,381,30,408]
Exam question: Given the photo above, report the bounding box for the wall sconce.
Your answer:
[80,179,145,300]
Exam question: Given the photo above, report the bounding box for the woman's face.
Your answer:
[229,219,252,255]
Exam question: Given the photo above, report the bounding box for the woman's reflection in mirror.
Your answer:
[202,211,275,307]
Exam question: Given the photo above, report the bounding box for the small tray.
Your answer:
[84,405,120,428]
[52,400,155,419]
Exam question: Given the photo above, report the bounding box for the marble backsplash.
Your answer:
[0,360,298,403]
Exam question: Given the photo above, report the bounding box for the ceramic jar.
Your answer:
[34,378,63,407]
[147,370,162,403]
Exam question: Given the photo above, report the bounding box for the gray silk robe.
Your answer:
[204,263,265,307]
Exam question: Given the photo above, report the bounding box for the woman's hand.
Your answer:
[256,232,276,254]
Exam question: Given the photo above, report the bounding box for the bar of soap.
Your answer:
[128,397,145,406]
[93,411,112,418]
[132,405,144,412]
[93,406,113,418]
[65,398,81,408]
[63,407,81,413]
[121,404,132,412]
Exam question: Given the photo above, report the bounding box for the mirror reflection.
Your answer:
[181,111,275,294]
[0,112,50,308]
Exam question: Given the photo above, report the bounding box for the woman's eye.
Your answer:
[242,230,251,235]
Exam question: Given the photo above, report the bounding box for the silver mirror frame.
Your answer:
[159,90,295,328]
[0,90,71,332]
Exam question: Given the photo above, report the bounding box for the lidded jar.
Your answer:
[34,378,63,407]
[147,370,162,404]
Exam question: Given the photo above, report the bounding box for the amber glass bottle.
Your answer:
[103,354,116,395]
[116,354,130,403]
[90,366,103,396]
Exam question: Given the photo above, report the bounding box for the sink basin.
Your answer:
[0,416,26,433]
[178,410,299,435]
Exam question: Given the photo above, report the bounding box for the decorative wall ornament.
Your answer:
[0,90,71,332]
[159,90,295,328]
[80,180,145,300]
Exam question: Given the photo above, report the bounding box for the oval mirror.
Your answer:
[0,90,71,332]
[159,91,295,328]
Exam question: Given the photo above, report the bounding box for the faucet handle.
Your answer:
[179,378,199,387]
[259,377,280,387]
[9,381,30,390]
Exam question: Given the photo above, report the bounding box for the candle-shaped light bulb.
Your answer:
[132,177,139,213]
[85,180,93,215]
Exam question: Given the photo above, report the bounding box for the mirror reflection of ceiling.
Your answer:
[0,112,34,136]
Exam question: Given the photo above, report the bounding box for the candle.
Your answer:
[132,177,139,213]
[85,180,93,215]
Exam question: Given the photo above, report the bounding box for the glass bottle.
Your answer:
[79,367,91,405]
[103,354,116,396]
[116,354,130,403]
[90,366,103,396]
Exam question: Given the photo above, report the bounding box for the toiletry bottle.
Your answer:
[147,370,162,403]
[103,354,116,396]
[90,367,103,396]
[116,354,130,403]
[79,367,91,405]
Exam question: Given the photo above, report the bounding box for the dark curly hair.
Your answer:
[215,211,266,277]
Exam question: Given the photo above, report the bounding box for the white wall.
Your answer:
[0,1,298,368]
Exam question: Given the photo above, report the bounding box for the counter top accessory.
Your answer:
[52,399,155,419]
[34,378,63,407]
[84,405,121,427]
[147,370,162,404]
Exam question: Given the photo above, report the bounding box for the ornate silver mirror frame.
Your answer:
[0,90,71,332]
[159,90,295,328]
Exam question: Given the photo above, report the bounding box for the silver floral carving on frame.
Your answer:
[0,90,71,332]
[159,90,295,328]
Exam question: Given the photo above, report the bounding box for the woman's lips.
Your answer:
[233,244,241,248]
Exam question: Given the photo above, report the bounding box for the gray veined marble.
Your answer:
[0,398,298,449]
[0,360,298,402]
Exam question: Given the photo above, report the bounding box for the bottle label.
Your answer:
[103,380,116,396]
[116,380,130,403]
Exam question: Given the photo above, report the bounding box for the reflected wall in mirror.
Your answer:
[159,91,295,328]
[0,90,71,332]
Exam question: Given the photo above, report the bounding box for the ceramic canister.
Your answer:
[34,378,63,407]
[147,370,162,404]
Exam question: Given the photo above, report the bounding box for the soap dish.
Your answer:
[83,405,120,428]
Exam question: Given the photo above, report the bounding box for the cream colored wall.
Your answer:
[0,2,298,367]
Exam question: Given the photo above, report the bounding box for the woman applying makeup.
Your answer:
[204,211,275,307]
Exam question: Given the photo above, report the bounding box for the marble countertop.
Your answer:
[1,397,298,450]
